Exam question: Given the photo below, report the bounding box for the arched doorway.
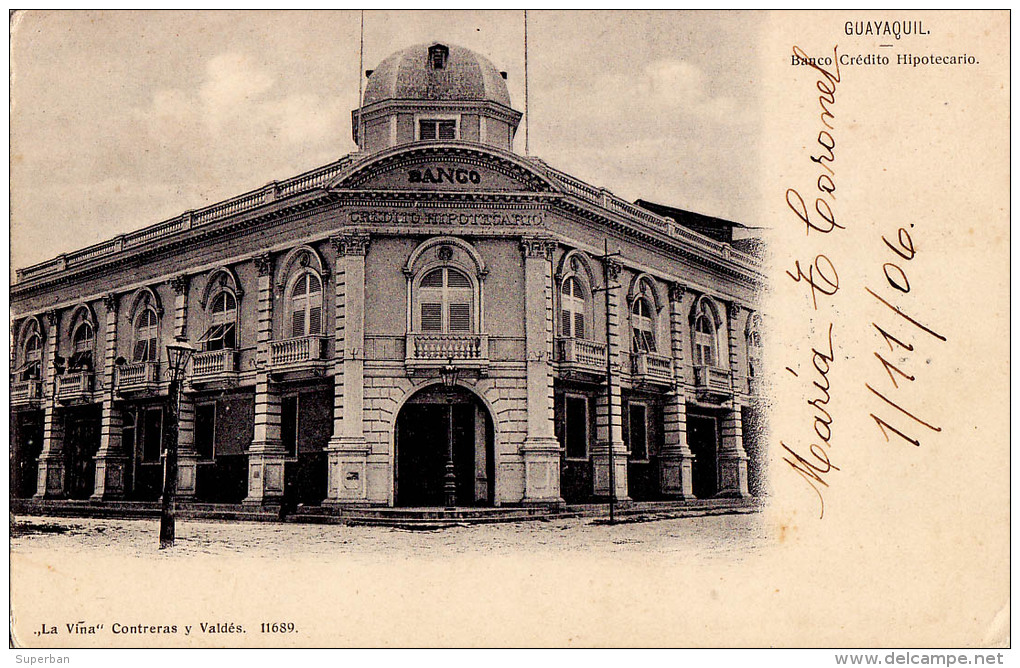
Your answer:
[394,384,494,507]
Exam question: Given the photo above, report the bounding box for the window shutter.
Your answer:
[222,323,236,349]
[292,308,305,338]
[421,303,443,332]
[446,270,470,288]
[574,312,585,340]
[438,121,456,140]
[421,270,444,287]
[561,309,572,337]
[133,340,146,362]
[419,120,437,140]
[309,306,322,335]
[449,303,471,332]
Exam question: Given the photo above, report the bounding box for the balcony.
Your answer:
[56,371,94,403]
[268,335,330,375]
[556,337,607,377]
[693,365,733,402]
[10,380,43,408]
[405,333,489,372]
[631,352,674,387]
[190,348,239,384]
[116,361,162,395]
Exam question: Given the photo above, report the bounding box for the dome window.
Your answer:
[428,44,449,70]
[419,118,457,141]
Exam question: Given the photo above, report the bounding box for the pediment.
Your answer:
[330,143,555,193]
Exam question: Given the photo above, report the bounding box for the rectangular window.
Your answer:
[281,395,298,458]
[628,403,648,461]
[421,302,443,332]
[419,119,457,141]
[141,408,163,463]
[194,403,216,460]
[565,396,588,459]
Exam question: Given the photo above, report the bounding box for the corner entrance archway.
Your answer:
[394,384,494,507]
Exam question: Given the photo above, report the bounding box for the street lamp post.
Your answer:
[439,359,460,510]
[160,337,196,549]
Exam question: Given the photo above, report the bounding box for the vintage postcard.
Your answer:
[8,10,1009,650]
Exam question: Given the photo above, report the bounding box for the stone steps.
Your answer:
[11,497,762,528]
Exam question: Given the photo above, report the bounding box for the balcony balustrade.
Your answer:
[116,361,161,394]
[693,365,733,401]
[11,379,43,408]
[631,351,674,386]
[405,333,489,371]
[56,371,94,402]
[268,335,330,372]
[191,348,239,382]
[556,337,607,376]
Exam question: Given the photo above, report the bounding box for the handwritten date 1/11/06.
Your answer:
[261,622,298,634]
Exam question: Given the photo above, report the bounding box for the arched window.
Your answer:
[290,272,323,337]
[417,267,473,333]
[560,276,587,339]
[202,291,237,351]
[21,328,42,380]
[631,297,656,352]
[133,308,159,362]
[747,317,763,379]
[694,314,716,367]
[69,322,94,371]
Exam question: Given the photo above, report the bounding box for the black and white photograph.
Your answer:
[8,10,1009,655]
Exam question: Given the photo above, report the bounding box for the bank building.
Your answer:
[10,43,765,514]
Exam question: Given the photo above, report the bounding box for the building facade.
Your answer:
[10,43,765,509]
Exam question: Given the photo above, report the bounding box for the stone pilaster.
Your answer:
[170,275,189,340]
[660,282,695,498]
[169,278,197,499]
[245,253,285,506]
[593,259,629,500]
[175,395,198,500]
[92,294,128,500]
[727,301,743,395]
[717,302,750,497]
[325,233,371,505]
[520,237,563,506]
[35,310,64,498]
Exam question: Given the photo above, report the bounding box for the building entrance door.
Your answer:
[64,405,101,500]
[394,385,494,507]
[688,414,718,499]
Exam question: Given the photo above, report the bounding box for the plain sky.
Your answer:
[9,10,764,270]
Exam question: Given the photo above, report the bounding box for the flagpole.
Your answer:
[358,10,365,153]
[523,9,529,156]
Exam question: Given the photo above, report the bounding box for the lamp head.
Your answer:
[165,337,196,380]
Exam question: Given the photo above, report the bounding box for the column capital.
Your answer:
[170,274,189,296]
[668,281,686,304]
[45,309,59,326]
[254,252,273,277]
[102,293,117,312]
[520,236,556,260]
[331,232,371,256]
[605,258,622,282]
[727,301,744,320]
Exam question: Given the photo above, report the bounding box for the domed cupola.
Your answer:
[353,42,522,154]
